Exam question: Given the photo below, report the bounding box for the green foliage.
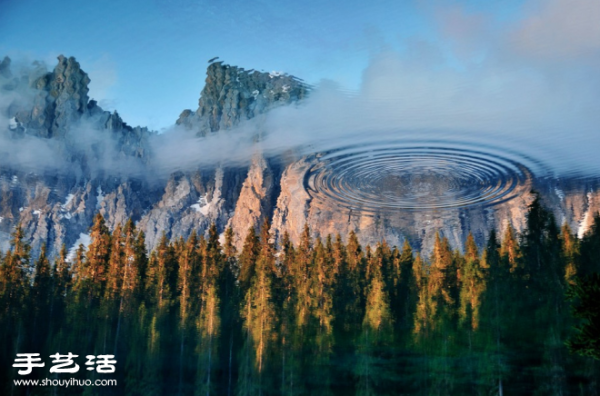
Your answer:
[1,207,600,395]
[566,273,600,360]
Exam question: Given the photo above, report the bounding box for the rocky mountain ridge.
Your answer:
[0,55,598,262]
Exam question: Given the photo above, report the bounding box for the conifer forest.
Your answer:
[1,196,600,395]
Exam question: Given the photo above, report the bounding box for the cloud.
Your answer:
[0,60,146,179]
[2,0,600,182]
[511,0,600,61]
[432,4,497,60]
[139,3,600,180]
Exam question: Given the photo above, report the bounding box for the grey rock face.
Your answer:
[177,61,309,135]
[0,57,12,79]
[3,55,151,159]
[13,55,90,138]
[227,154,278,249]
[0,55,598,264]
[0,55,154,259]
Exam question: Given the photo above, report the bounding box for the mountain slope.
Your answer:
[0,55,598,261]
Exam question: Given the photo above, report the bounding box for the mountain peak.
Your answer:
[0,56,11,79]
[176,61,309,135]
[50,54,90,109]
[9,55,92,138]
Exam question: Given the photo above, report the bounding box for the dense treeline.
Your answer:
[1,195,600,395]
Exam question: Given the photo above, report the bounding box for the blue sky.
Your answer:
[1,0,599,141]
[0,0,518,130]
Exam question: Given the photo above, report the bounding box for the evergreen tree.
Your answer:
[396,240,416,331]
[458,233,486,331]
[177,231,200,395]
[239,227,260,297]
[238,220,277,395]
[561,223,580,285]
[293,224,313,328]
[52,244,71,300]
[427,233,458,330]
[566,273,600,360]
[195,223,223,396]
[356,260,393,395]
[0,224,31,307]
[580,213,600,275]
[336,230,365,336]
[500,223,521,274]
[146,232,177,310]
[84,213,112,297]
[220,226,240,396]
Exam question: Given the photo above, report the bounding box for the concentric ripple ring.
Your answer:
[305,140,540,213]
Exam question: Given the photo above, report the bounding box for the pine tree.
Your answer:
[293,224,313,329]
[52,244,71,299]
[220,226,239,396]
[412,253,430,337]
[239,220,277,395]
[393,240,416,331]
[146,233,172,310]
[459,233,486,330]
[561,223,580,285]
[196,223,223,396]
[580,212,600,275]
[362,263,392,339]
[311,237,335,336]
[32,244,52,313]
[500,224,521,274]
[0,224,31,306]
[479,229,508,394]
[356,260,393,395]
[104,224,123,300]
[196,281,221,396]
[239,227,260,298]
[336,230,365,336]
[178,231,199,328]
[84,213,111,297]
[429,233,458,318]
[49,244,71,344]
[177,231,200,395]
[522,193,550,272]
[121,219,143,302]
[566,273,600,360]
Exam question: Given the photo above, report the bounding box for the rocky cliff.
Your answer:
[176,61,308,135]
[0,55,598,262]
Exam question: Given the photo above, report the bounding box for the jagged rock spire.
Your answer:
[10,55,91,138]
[176,61,309,135]
[0,56,12,79]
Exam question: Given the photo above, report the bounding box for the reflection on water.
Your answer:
[305,139,540,213]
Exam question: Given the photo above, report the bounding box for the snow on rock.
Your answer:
[96,186,105,209]
[554,187,565,201]
[191,194,211,216]
[33,210,41,216]
[269,71,283,78]
[8,117,18,130]
[62,194,75,210]
[0,217,3,224]
[19,207,24,212]
[67,233,91,262]
[191,168,224,217]
[60,194,75,220]
[578,192,594,239]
